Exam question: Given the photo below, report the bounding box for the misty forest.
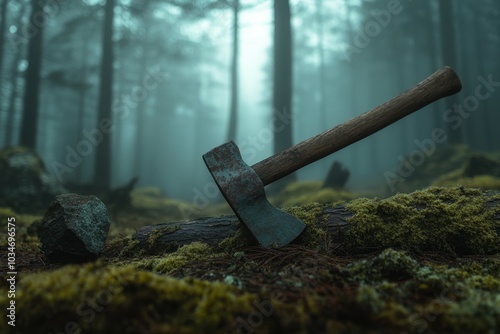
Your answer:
[1,1,500,333]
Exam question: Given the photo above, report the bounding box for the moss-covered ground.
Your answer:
[390,145,500,194]
[1,186,500,333]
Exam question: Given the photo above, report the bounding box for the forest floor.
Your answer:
[1,182,500,333]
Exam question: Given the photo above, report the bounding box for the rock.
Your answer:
[0,146,67,213]
[40,194,110,263]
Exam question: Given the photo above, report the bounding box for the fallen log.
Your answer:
[132,188,500,255]
[132,204,353,253]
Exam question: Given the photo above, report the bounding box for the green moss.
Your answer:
[433,174,500,190]
[338,249,500,333]
[0,207,16,221]
[5,185,500,333]
[152,242,214,274]
[347,248,420,283]
[0,263,258,334]
[217,224,255,253]
[344,187,500,255]
[435,291,500,333]
[0,146,46,175]
[284,203,329,251]
[390,144,474,193]
[147,225,180,247]
[270,181,355,207]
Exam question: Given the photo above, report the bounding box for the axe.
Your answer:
[203,67,462,247]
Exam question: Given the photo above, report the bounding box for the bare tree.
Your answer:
[0,0,8,83]
[93,0,115,191]
[226,0,239,142]
[438,0,462,144]
[19,0,45,148]
[272,0,295,189]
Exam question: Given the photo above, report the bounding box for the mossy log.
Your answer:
[132,206,352,252]
[133,188,500,255]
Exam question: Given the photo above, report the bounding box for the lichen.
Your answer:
[343,187,500,255]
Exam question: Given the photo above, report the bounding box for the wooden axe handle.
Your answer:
[252,66,462,186]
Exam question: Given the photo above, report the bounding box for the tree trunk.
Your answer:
[75,34,90,182]
[422,2,442,131]
[272,0,295,191]
[93,0,115,191]
[134,47,147,177]
[226,0,239,142]
[438,0,462,144]
[19,0,45,149]
[470,7,491,150]
[4,54,21,146]
[345,2,360,174]
[0,0,8,85]
[314,0,327,129]
[132,195,500,254]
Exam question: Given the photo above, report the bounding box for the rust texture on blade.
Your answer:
[202,141,305,247]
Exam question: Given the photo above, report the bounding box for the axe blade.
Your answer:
[202,141,306,247]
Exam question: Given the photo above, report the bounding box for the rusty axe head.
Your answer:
[203,141,306,247]
[203,67,462,248]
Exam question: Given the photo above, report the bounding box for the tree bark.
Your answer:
[0,0,8,85]
[133,195,500,253]
[75,34,90,182]
[94,0,115,191]
[271,0,295,191]
[314,0,327,129]
[4,50,21,146]
[226,0,239,142]
[19,0,45,149]
[438,0,462,144]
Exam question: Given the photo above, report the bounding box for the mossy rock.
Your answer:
[270,181,356,207]
[390,145,500,193]
[0,146,66,213]
[432,154,500,190]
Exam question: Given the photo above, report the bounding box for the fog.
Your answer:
[1,0,499,202]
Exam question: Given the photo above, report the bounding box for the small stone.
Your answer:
[40,194,110,263]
